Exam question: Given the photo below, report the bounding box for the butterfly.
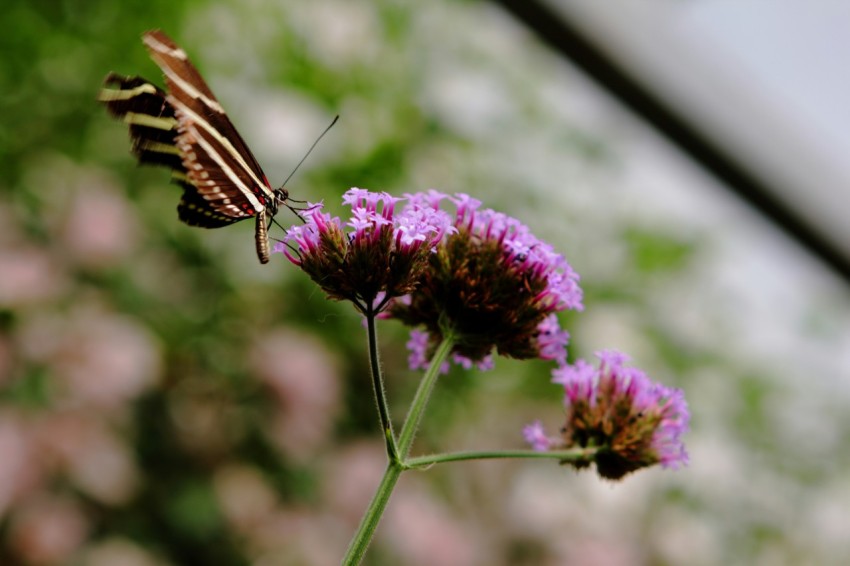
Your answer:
[99,30,293,264]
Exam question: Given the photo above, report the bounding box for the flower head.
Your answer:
[276,188,454,314]
[527,351,689,480]
[389,191,583,371]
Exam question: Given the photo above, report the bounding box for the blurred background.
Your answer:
[2,0,849,564]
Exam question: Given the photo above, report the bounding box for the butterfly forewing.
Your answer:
[141,31,276,209]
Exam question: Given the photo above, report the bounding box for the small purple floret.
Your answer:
[523,420,551,452]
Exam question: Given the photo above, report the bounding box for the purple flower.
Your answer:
[276,188,451,314]
[523,420,551,452]
[536,314,570,366]
[551,358,597,406]
[407,329,449,373]
[389,191,582,371]
[451,352,494,372]
[528,351,690,480]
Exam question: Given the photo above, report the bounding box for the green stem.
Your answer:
[397,333,455,458]
[365,309,397,460]
[404,447,597,469]
[341,462,402,566]
[342,333,455,565]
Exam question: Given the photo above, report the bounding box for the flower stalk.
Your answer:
[365,306,397,460]
[341,462,402,566]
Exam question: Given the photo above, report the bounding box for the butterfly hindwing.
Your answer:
[99,73,183,172]
[175,179,242,228]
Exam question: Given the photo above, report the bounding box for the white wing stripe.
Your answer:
[143,33,226,114]
[143,33,188,60]
[157,64,225,114]
[97,83,158,101]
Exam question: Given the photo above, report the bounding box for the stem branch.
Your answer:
[404,447,597,469]
[397,333,454,459]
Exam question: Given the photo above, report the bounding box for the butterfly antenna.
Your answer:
[278,114,339,191]
[270,217,290,235]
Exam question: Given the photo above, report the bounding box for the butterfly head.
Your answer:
[270,187,290,215]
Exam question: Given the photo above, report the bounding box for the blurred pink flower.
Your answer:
[0,413,44,520]
[213,464,278,533]
[8,495,89,565]
[36,412,139,505]
[79,538,167,566]
[321,441,387,524]
[249,328,342,462]
[42,309,161,411]
[247,508,347,565]
[383,483,487,566]
[557,537,638,566]
[0,247,66,308]
[215,465,351,563]
[60,184,139,268]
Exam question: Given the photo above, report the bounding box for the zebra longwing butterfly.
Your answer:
[99,30,290,264]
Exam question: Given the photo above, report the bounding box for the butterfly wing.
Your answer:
[99,74,236,227]
[99,74,184,172]
[141,30,277,223]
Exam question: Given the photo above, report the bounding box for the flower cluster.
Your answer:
[524,351,690,479]
[389,191,582,370]
[280,188,690,480]
[277,188,454,314]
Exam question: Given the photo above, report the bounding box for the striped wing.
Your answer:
[98,74,183,171]
[141,30,276,224]
[99,31,277,229]
[99,74,236,227]
[99,30,285,263]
